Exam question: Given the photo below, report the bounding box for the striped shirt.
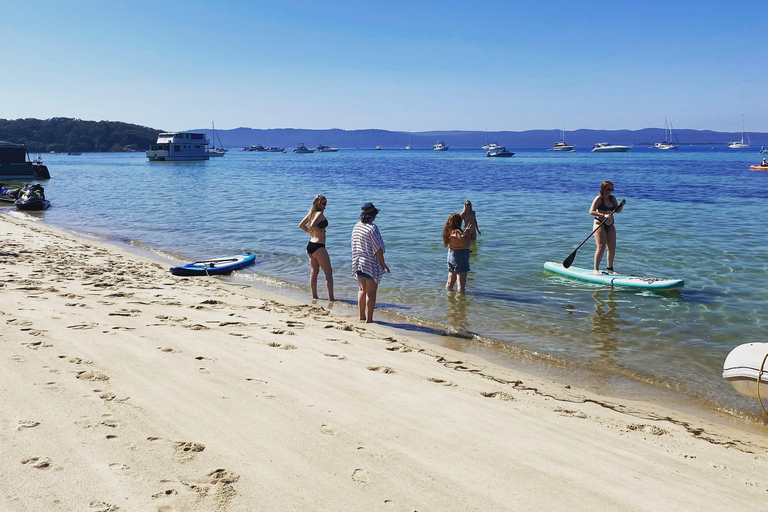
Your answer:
[351,221,385,283]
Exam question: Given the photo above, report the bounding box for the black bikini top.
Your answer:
[596,196,616,212]
[317,219,328,229]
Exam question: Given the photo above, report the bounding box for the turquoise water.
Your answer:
[8,147,768,419]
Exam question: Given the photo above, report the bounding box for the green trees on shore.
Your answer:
[0,118,161,153]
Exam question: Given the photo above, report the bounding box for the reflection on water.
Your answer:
[446,292,469,328]
[590,289,621,360]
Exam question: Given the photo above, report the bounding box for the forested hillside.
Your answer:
[0,118,162,153]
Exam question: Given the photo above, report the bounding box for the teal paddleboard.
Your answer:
[543,262,684,290]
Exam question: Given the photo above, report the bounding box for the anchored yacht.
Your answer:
[146,132,209,161]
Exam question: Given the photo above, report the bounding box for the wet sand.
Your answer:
[1,214,767,511]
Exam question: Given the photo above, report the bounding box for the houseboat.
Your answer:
[146,132,210,161]
[0,141,50,179]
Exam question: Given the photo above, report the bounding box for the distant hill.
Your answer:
[2,118,765,152]
[0,118,161,153]
[202,127,768,149]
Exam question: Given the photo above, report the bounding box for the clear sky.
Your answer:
[2,0,766,132]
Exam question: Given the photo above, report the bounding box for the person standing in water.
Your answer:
[460,200,481,241]
[299,194,335,301]
[351,202,389,323]
[443,213,472,293]
[589,181,626,274]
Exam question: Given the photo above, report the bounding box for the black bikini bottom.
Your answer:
[307,242,325,255]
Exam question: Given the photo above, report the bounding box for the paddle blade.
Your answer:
[562,250,577,268]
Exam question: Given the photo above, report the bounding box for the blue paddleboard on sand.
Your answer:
[543,262,684,290]
[170,253,256,276]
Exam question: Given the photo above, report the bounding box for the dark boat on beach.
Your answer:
[0,141,51,180]
[12,183,50,211]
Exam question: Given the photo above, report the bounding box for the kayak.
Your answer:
[543,262,684,290]
[749,165,768,170]
[723,342,768,398]
[170,253,256,276]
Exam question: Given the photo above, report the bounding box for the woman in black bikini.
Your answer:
[299,195,335,301]
[589,181,626,274]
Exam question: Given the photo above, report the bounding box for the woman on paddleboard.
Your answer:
[299,194,335,301]
[589,181,626,274]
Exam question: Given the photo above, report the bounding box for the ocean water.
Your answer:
[8,146,768,421]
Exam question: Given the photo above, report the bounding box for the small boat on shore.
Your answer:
[592,143,631,153]
[723,342,768,400]
[486,147,515,158]
[170,253,257,276]
[0,142,51,179]
[13,183,50,211]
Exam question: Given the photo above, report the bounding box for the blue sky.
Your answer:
[2,0,766,132]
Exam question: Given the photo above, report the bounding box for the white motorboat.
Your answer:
[249,144,267,152]
[654,118,680,150]
[146,132,210,161]
[405,130,412,150]
[433,141,449,151]
[723,342,768,400]
[266,146,285,153]
[591,142,631,153]
[316,144,339,152]
[548,130,574,151]
[293,143,315,153]
[486,147,515,158]
[375,146,382,150]
[728,114,751,149]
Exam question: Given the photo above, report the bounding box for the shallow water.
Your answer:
[10,146,768,419]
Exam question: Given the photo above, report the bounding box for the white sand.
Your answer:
[1,214,767,511]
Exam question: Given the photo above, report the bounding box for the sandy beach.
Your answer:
[1,213,767,511]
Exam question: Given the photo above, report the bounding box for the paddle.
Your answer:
[562,208,617,269]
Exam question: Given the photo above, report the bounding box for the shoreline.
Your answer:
[17,210,768,431]
[2,213,768,510]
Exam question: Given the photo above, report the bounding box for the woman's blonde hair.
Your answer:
[442,213,462,247]
[308,194,326,219]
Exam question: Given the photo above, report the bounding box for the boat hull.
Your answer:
[749,165,768,170]
[543,262,684,290]
[170,253,257,276]
[592,146,631,152]
[486,150,515,157]
[723,343,768,398]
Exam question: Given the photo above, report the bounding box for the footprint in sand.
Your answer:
[271,329,295,335]
[554,407,588,419]
[88,500,119,512]
[10,355,25,363]
[627,423,668,435]
[427,377,457,387]
[22,340,52,350]
[75,413,120,429]
[174,441,205,454]
[109,462,142,481]
[20,456,53,470]
[17,420,41,430]
[386,345,412,353]
[324,353,345,360]
[43,382,62,392]
[76,370,110,382]
[351,468,369,484]
[368,366,395,373]
[158,347,180,354]
[320,424,336,436]
[481,391,515,401]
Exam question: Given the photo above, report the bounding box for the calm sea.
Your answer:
[7,145,768,421]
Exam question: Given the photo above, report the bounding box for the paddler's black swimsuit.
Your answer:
[306,218,329,255]
[595,196,617,234]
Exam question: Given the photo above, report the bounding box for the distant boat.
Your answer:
[405,130,412,150]
[728,114,751,149]
[486,146,515,158]
[481,130,500,150]
[316,144,339,152]
[206,122,227,157]
[68,151,81,156]
[375,146,382,150]
[548,129,575,152]
[591,142,631,153]
[266,146,285,153]
[249,144,267,152]
[293,143,315,153]
[654,118,679,150]
[147,132,209,161]
[433,141,449,151]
